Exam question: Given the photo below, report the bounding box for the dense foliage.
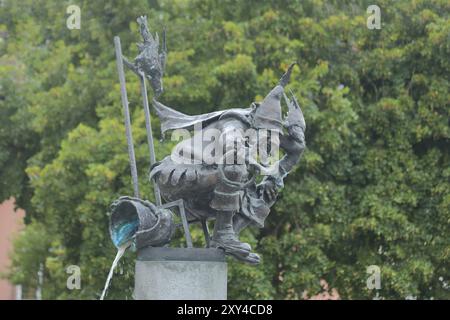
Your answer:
[1,0,448,299]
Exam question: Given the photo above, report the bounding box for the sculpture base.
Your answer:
[134,247,227,300]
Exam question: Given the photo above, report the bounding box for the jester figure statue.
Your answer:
[126,16,306,265]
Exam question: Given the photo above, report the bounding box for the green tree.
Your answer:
[1,0,449,299]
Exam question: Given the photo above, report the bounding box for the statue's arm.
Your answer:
[276,129,306,181]
[260,126,305,189]
[258,92,306,203]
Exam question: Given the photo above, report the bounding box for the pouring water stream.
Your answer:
[100,241,131,300]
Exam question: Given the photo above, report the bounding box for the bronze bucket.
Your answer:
[109,196,175,249]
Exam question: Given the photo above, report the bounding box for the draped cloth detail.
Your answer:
[152,99,252,134]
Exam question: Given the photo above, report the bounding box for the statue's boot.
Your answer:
[210,211,251,255]
[210,228,251,255]
[229,251,261,265]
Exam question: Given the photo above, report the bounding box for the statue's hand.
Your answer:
[258,178,278,203]
[286,124,305,145]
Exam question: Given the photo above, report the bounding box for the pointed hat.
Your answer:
[253,62,297,132]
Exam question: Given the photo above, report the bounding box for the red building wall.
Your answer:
[0,198,25,300]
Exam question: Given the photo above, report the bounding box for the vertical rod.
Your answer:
[177,200,193,248]
[161,200,193,248]
[201,219,210,248]
[139,73,162,206]
[114,36,140,198]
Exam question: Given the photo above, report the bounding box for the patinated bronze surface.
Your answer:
[111,16,306,265]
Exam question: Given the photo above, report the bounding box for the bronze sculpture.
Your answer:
[109,16,306,265]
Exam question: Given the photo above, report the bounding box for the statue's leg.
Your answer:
[210,210,251,253]
[209,164,251,255]
[233,214,252,235]
[231,214,261,265]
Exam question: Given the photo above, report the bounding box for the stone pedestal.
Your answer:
[134,247,227,300]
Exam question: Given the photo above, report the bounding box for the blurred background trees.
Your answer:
[0,0,448,299]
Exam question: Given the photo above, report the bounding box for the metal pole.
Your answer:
[139,73,162,206]
[201,220,210,248]
[114,36,140,198]
[161,200,192,248]
[177,200,193,248]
